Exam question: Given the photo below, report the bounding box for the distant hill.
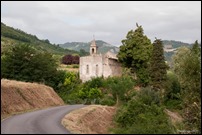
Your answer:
[1,22,79,55]
[162,40,192,49]
[59,40,119,54]
[162,40,199,65]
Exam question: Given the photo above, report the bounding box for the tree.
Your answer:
[117,24,152,86]
[150,39,168,91]
[72,55,79,64]
[79,49,89,56]
[1,44,58,84]
[172,40,201,133]
[61,54,80,65]
[61,54,73,65]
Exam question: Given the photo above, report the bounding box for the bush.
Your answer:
[137,87,160,105]
[164,71,182,110]
[86,77,104,88]
[61,54,79,65]
[103,76,135,103]
[113,87,174,134]
[164,99,183,110]
[100,95,116,106]
[1,44,58,84]
[164,71,181,101]
[55,71,81,104]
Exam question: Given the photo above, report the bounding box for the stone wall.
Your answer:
[79,53,122,82]
[80,55,103,82]
[103,58,122,78]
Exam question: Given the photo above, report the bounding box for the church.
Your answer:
[79,39,122,82]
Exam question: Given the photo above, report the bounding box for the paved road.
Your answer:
[1,104,86,134]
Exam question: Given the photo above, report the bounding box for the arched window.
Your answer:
[92,48,94,54]
[96,64,98,76]
[86,65,89,74]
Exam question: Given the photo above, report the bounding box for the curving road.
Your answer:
[1,104,86,134]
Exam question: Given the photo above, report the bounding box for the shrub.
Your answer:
[137,87,160,105]
[100,95,116,106]
[78,79,103,105]
[164,99,183,110]
[164,71,181,101]
[113,87,174,134]
[1,44,58,85]
[86,77,104,88]
[103,76,135,103]
[61,54,79,65]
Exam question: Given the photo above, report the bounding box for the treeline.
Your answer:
[1,44,63,89]
[1,23,37,43]
[1,22,80,56]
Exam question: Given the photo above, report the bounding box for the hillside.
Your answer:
[162,40,192,48]
[1,22,79,55]
[162,40,196,63]
[1,79,64,118]
[59,40,120,54]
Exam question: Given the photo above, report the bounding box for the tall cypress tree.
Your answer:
[150,38,168,91]
[117,23,152,86]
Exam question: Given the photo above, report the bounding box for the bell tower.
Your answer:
[90,35,98,55]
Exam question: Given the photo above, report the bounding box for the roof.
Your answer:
[104,51,118,60]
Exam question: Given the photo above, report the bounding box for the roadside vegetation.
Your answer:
[1,23,200,134]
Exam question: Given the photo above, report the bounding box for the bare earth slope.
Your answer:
[61,105,117,134]
[1,79,64,117]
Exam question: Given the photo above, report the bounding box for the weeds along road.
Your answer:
[1,104,86,134]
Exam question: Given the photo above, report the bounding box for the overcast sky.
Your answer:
[1,1,201,46]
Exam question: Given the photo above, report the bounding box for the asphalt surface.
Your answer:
[1,104,86,134]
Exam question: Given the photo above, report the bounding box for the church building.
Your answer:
[79,39,122,82]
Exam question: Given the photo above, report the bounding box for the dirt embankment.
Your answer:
[61,105,117,134]
[1,79,64,117]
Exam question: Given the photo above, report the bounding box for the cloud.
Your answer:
[1,1,201,46]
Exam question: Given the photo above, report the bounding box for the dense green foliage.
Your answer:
[164,71,182,110]
[1,44,70,92]
[172,40,201,133]
[1,44,57,82]
[58,76,136,105]
[103,76,135,104]
[150,39,169,104]
[113,87,174,134]
[117,24,152,86]
[150,39,168,91]
[79,49,89,56]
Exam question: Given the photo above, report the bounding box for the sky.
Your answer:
[1,1,201,46]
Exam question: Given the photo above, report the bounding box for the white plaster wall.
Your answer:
[80,55,103,82]
[79,54,122,82]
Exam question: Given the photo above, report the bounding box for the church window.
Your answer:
[86,65,89,74]
[96,64,98,76]
[92,48,94,54]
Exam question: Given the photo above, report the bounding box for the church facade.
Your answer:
[79,39,122,82]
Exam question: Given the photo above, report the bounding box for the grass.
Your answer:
[57,64,79,73]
